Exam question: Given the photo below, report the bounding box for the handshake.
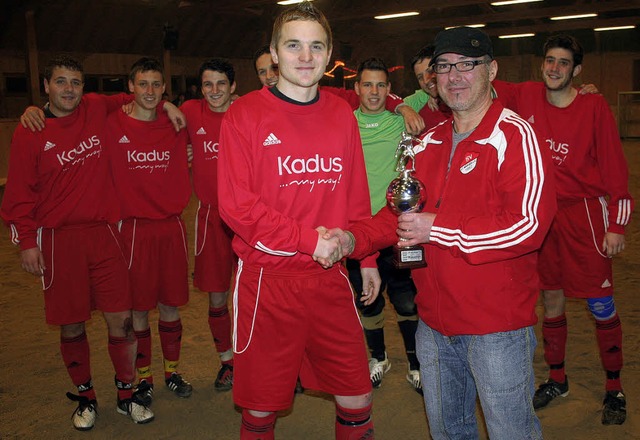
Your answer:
[312,227,355,269]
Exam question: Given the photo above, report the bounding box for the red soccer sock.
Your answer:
[240,410,276,440]
[134,328,153,384]
[208,305,233,356]
[542,314,567,383]
[108,335,136,400]
[595,314,624,391]
[335,402,374,440]
[159,319,182,378]
[60,332,96,401]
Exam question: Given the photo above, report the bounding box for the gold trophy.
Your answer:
[386,132,427,269]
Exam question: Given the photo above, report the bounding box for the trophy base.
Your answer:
[393,244,427,269]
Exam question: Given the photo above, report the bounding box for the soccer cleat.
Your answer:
[214,363,234,391]
[135,380,154,407]
[406,368,423,395]
[602,390,626,425]
[533,377,569,409]
[369,353,391,388]
[116,394,155,424]
[66,392,97,431]
[165,372,193,398]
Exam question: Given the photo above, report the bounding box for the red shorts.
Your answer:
[538,197,614,298]
[39,223,131,326]
[232,262,372,411]
[193,202,236,293]
[119,217,189,311]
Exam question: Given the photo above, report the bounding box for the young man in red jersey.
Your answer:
[180,58,237,391]
[218,3,380,439]
[1,55,154,430]
[510,35,634,425]
[106,57,193,407]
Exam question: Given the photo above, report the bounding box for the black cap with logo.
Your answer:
[429,27,494,66]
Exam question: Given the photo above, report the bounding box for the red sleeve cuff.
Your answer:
[19,237,38,251]
[298,227,319,256]
[360,252,378,268]
[607,223,625,235]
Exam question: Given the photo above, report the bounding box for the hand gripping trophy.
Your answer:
[386,131,427,269]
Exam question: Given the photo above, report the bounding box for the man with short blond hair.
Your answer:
[218,2,378,439]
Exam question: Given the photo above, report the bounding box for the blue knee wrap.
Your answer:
[587,296,616,321]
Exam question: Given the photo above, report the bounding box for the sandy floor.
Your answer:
[1,141,639,440]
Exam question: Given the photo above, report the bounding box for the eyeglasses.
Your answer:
[433,60,488,74]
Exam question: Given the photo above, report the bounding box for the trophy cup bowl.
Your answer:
[386,172,426,215]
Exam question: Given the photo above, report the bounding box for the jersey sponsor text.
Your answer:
[127,149,171,173]
[56,135,101,166]
[546,138,569,166]
[203,140,219,156]
[277,154,342,175]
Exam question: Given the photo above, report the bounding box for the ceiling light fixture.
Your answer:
[374,12,420,20]
[499,33,535,39]
[491,0,542,6]
[550,13,597,21]
[445,24,486,30]
[595,25,636,31]
[277,0,312,5]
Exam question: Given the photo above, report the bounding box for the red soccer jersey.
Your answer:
[180,99,225,207]
[1,93,129,250]
[512,81,633,233]
[106,110,191,219]
[218,87,376,271]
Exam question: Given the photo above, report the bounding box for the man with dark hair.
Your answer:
[350,56,423,394]
[253,45,279,88]
[106,57,193,407]
[1,55,154,430]
[511,34,633,425]
[324,27,556,439]
[407,45,451,131]
[180,58,237,391]
[219,2,378,439]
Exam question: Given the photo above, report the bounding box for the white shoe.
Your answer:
[117,396,155,424]
[369,353,391,388]
[66,392,97,431]
[406,368,423,395]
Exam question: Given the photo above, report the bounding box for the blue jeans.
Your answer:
[416,320,542,440]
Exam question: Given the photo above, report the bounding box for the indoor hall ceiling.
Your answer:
[2,0,640,62]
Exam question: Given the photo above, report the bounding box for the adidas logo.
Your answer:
[601,279,612,288]
[527,115,535,124]
[44,141,56,151]
[263,133,282,146]
[196,127,207,135]
[119,135,130,144]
